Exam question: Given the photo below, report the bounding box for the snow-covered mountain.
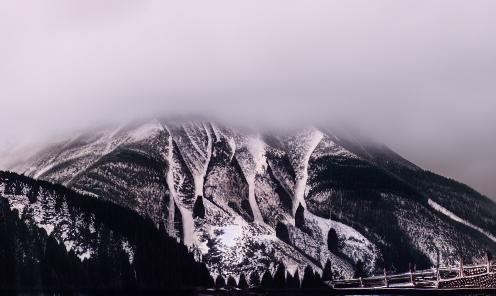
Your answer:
[1,118,495,283]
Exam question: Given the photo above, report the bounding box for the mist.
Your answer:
[1,0,495,201]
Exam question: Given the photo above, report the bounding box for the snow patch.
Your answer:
[219,219,244,247]
[78,249,92,261]
[210,122,222,143]
[122,240,135,264]
[164,130,195,247]
[247,137,267,175]
[293,130,323,213]
[127,120,161,143]
[72,188,99,198]
[308,211,379,272]
[40,224,54,236]
[245,137,265,224]
[228,138,236,161]
[6,194,29,218]
[33,162,55,179]
[428,199,496,243]
[165,131,176,235]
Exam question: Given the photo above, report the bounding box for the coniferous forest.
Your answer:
[0,171,327,293]
[0,171,215,292]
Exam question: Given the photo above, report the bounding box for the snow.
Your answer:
[8,120,495,282]
[122,240,135,264]
[127,120,161,143]
[312,135,359,159]
[64,240,75,252]
[33,162,55,179]
[245,137,265,224]
[165,130,177,234]
[6,194,29,218]
[72,188,99,198]
[79,249,92,261]
[40,224,54,236]
[198,122,212,197]
[102,124,124,155]
[428,199,496,243]
[1,181,135,262]
[210,122,222,143]
[308,211,379,273]
[228,137,236,161]
[219,218,244,248]
[165,131,195,247]
[292,130,323,213]
[247,137,267,176]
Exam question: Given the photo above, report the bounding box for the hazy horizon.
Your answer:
[1,1,495,202]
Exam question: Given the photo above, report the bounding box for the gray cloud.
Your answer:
[1,0,495,201]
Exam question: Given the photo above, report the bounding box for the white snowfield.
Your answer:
[290,129,323,214]
[428,198,496,243]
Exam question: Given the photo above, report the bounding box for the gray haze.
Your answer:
[1,1,495,201]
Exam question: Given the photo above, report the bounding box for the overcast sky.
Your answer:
[1,1,495,201]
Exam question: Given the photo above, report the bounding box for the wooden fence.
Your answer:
[332,260,496,290]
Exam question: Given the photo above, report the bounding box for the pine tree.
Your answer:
[293,269,300,289]
[273,263,286,288]
[193,195,205,218]
[322,259,333,281]
[249,272,261,287]
[327,228,338,251]
[301,265,315,289]
[215,275,226,289]
[354,260,365,278]
[285,271,294,289]
[275,222,290,244]
[261,270,273,288]
[227,275,237,288]
[295,203,305,229]
[199,265,215,288]
[238,273,249,290]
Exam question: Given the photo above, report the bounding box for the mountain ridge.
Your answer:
[1,118,495,282]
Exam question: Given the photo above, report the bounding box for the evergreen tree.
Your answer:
[327,228,338,251]
[322,259,333,281]
[174,203,183,242]
[227,275,237,288]
[249,272,261,287]
[301,265,315,289]
[354,260,365,278]
[215,275,226,289]
[199,265,215,288]
[260,270,273,288]
[293,269,301,289]
[193,195,205,218]
[286,272,294,289]
[0,171,218,291]
[295,203,305,229]
[275,221,290,244]
[273,263,286,288]
[238,273,249,290]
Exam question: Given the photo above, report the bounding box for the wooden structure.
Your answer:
[332,256,496,290]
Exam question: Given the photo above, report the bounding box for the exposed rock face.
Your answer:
[2,119,495,281]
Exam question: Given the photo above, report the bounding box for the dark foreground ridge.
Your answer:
[0,171,214,291]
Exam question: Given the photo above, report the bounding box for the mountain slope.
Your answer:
[2,119,495,281]
[0,171,213,290]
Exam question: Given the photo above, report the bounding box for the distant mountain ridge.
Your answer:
[1,118,495,283]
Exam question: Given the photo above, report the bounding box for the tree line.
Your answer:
[0,170,331,292]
